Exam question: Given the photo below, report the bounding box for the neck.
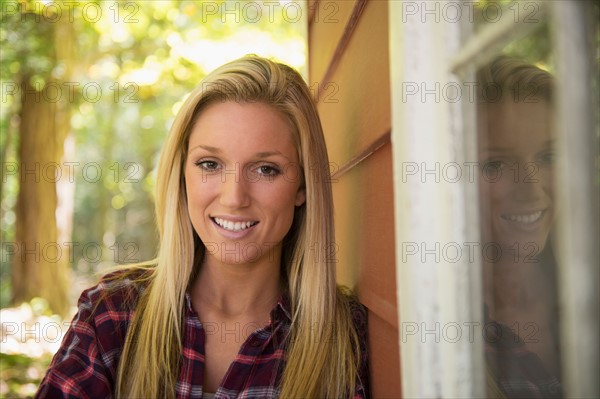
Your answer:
[191,251,282,317]
[483,254,561,377]
[483,255,551,315]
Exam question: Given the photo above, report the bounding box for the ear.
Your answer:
[295,187,306,207]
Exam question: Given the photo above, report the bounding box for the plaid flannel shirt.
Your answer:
[485,318,562,398]
[36,272,370,399]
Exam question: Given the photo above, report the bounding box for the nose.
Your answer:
[219,168,250,208]
[512,162,547,203]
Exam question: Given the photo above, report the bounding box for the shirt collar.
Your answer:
[272,292,292,324]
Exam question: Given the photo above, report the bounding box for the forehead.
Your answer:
[188,101,296,156]
[478,100,553,149]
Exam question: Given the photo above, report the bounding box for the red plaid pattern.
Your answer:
[485,317,562,398]
[36,272,369,398]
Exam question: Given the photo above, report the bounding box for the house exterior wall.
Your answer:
[308,1,401,397]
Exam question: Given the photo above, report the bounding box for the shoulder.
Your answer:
[70,266,155,351]
[337,286,370,398]
[485,320,562,398]
[349,297,367,331]
[36,267,154,398]
[85,267,153,308]
[75,266,153,340]
[74,267,152,323]
[336,286,368,331]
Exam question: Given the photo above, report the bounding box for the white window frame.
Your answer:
[389,1,599,397]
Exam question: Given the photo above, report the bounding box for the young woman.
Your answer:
[476,56,561,398]
[36,55,369,399]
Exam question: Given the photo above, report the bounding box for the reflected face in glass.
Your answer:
[184,101,306,265]
[478,99,555,254]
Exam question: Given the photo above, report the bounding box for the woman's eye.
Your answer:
[538,151,555,165]
[257,165,281,177]
[195,160,220,171]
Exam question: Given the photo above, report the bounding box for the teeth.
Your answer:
[214,217,257,232]
[502,211,543,224]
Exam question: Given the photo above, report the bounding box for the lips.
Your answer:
[212,217,259,232]
[500,210,544,225]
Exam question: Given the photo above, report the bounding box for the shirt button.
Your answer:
[250,339,262,347]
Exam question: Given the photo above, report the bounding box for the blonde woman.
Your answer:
[36,55,369,399]
[477,56,561,398]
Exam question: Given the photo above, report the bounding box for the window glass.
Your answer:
[473,8,563,398]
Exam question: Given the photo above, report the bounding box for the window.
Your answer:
[390,1,599,397]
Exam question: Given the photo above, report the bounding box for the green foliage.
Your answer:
[0,9,54,80]
[473,0,552,66]
[0,352,53,398]
[0,297,62,398]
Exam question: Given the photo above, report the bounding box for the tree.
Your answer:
[7,10,75,316]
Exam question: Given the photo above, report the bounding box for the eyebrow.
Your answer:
[189,145,291,160]
[484,147,510,153]
[189,145,221,154]
[255,150,290,160]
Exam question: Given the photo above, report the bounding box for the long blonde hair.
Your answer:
[114,55,361,398]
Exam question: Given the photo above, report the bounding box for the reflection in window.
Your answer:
[476,57,562,398]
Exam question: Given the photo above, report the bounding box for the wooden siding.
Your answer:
[308,1,401,397]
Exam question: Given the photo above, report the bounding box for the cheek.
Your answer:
[481,178,511,210]
[184,172,199,209]
[479,180,497,212]
[184,173,215,218]
[540,168,554,193]
[264,185,300,224]
[184,179,202,228]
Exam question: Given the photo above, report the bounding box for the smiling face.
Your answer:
[478,99,555,257]
[184,101,305,266]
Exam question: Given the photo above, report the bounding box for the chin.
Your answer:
[493,233,550,262]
